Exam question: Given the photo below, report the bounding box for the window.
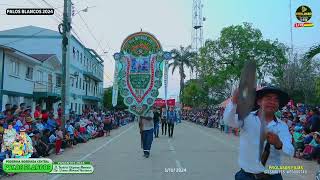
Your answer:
[71,103,73,111]
[83,81,85,90]
[26,67,33,79]
[80,53,82,64]
[37,70,43,82]
[71,78,74,87]
[56,75,62,87]
[73,47,76,59]
[10,60,19,76]
[75,103,77,113]
[79,78,82,89]
[77,50,79,61]
[8,96,19,106]
[76,77,78,88]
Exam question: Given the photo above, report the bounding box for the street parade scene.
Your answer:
[0,0,319,180]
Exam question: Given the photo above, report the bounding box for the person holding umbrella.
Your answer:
[224,86,294,180]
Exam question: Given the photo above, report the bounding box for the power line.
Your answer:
[77,13,114,66]
[0,3,25,7]
[24,0,114,83]
[77,13,104,53]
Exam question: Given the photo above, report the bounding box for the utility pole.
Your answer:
[60,0,72,129]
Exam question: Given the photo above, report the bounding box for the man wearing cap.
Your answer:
[224,87,294,180]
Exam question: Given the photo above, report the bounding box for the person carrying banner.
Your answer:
[139,109,154,158]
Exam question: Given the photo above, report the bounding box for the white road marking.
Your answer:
[49,124,135,180]
[168,135,185,170]
[168,139,175,152]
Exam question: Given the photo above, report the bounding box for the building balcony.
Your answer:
[33,81,61,99]
[82,95,101,102]
[84,67,103,82]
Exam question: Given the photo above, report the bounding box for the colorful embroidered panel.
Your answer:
[113,32,171,116]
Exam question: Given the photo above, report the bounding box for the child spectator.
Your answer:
[293,126,304,158]
[55,126,64,155]
[65,132,73,148]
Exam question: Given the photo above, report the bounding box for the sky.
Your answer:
[0,0,319,100]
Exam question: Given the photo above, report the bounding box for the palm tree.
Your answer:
[305,44,320,59]
[169,46,197,100]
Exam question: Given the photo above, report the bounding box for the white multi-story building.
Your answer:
[0,26,104,114]
[0,45,61,111]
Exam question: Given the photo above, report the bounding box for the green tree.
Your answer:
[272,48,320,105]
[103,87,126,110]
[181,80,207,108]
[169,46,197,99]
[196,22,288,105]
[305,44,320,59]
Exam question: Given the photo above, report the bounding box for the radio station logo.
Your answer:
[294,5,314,28]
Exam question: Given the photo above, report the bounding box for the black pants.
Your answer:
[220,125,225,132]
[235,169,283,180]
[161,120,167,135]
[168,122,174,137]
[35,144,49,157]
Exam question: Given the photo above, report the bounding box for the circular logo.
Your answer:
[296,5,312,22]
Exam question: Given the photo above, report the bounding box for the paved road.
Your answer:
[4,121,318,180]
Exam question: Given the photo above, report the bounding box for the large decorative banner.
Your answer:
[113,32,171,116]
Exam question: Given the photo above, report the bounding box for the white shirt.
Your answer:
[223,102,294,174]
[140,111,154,131]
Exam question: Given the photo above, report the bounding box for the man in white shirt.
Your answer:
[224,86,294,180]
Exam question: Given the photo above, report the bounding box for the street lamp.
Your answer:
[72,6,96,16]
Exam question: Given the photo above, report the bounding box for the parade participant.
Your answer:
[103,114,112,136]
[2,123,17,153]
[139,109,154,158]
[12,128,33,158]
[161,108,168,136]
[167,106,177,138]
[153,107,160,138]
[224,87,294,180]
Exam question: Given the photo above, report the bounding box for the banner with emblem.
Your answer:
[112,62,119,107]
[113,32,171,116]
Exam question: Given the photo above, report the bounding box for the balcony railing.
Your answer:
[84,67,103,82]
[33,81,61,95]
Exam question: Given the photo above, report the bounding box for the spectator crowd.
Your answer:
[0,103,134,176]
